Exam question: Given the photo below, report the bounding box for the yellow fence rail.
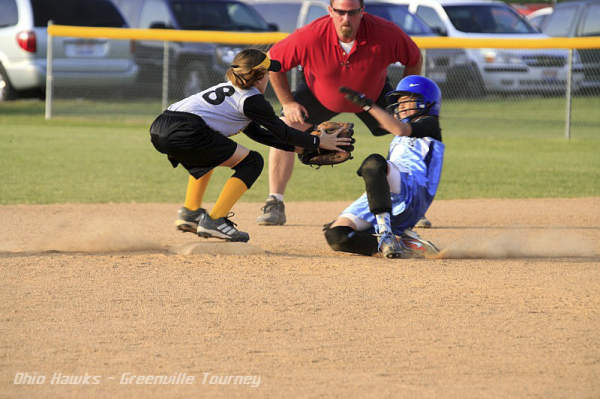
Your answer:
[48,24,600,49]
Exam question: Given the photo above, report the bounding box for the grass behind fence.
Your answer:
[0,99,598,205]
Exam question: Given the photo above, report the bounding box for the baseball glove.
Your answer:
[298,121,355,167]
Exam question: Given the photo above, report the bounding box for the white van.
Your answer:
[0,0,138,101]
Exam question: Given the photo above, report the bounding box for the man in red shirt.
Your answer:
[256,0,425,226]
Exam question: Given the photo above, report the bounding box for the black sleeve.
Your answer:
[408,116,442,142]
[242,94,320,150]
[243,121,296,152]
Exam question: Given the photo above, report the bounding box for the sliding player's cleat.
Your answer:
[398,229,440,258]
[377,231,405,259]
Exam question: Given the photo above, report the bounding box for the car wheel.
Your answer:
[180,61,206,98]
[0,65,17,102]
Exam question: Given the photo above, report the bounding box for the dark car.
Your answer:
[245,0,329,33]
[112,0,277,97]
[366,1,436,36]
[538,0,600,90]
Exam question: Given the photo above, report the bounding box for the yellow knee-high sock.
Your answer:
[184,170,213,211]
[209,177,248,219]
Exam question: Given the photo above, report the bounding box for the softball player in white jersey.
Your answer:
[150,49,350,242]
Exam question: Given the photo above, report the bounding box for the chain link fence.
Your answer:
[46,26,600,139]
[386,44,600,140]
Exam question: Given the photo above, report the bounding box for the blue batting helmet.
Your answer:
[385,76,442,121]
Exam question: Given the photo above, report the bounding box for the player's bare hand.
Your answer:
[282,101,308,124]
[318,127,353,151]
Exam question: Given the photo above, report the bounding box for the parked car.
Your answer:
[525,6,553,30]
[537,0,600,90]
[365,0,436,36]
[246,0,329,33]
[113,0,277,97]
[363,0,460,89]
[386,0,584,97]
[0,0,138,101]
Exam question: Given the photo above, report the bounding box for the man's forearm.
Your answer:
[269,71,295,105]
[402,52,423,78]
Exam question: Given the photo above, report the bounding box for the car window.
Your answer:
[543,5,577,37]
[113,0,143,27]
[138,0,172,28]
[306,4,328,24]
[0,0,18,27]
[581,4,600,37]
[416,6,445,33]
[528,14,548,30]
[366,4,433,35]
[252,4,301,32]
[31,0,128,27]
[229,3,266,28]
[171,1,270,31]
[443,5,536,34]
[493,7,533,33]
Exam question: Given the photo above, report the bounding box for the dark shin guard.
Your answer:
[324,226,378,256]
[232,150,264,189]
[357,154,392,215]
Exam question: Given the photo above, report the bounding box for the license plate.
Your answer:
[64,41,107,57]
[542,69,558,79]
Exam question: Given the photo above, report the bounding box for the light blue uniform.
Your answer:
[342,135,445,236]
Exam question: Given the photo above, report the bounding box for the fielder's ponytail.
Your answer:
[226,49,269,90]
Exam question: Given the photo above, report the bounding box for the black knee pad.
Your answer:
[232,150,264,189]
[324,226,379,256]
[357,153,388,177]
[325,226,353,249]
[356,154,391,215]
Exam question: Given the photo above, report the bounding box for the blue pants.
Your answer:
[341,169,431,236]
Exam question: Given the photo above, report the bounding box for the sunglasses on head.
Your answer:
[331,7,363,16]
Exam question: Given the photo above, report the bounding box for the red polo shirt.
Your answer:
[269,13,421,113]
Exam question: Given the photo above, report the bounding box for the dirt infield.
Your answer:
[1,198,599,398]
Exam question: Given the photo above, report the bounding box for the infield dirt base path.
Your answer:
[1,198,599,398]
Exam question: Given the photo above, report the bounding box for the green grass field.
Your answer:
[1,99,598,204]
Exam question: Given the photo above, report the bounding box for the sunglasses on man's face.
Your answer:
[331,7,363,16]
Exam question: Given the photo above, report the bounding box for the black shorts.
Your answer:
[287,78,395,137]
[150,110,237,179]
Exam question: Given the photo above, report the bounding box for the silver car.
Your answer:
[537,0,600,91]
[0,0,138,101]
[389,0,585,97]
